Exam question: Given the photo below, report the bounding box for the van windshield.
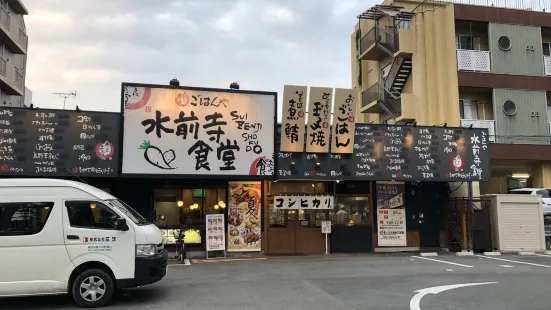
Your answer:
[106,199,149,226]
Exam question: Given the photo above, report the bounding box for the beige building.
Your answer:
[0,0,27,108]
[352,0,551,194]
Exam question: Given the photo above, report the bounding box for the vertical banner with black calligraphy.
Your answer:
[280,85,307,152]
[331,88,356,154]
[306,87,333,153]
[376,181,406,247]
[228,182,262,252]
[121,85,276,176]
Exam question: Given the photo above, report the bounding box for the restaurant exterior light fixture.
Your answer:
[218,201,226,208]
[511,173,530,179]
[177,201,184,207]
[214,205,219,210]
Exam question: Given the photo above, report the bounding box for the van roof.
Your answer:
[0,178,116,200]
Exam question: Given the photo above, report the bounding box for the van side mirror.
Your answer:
[116,218,129,231]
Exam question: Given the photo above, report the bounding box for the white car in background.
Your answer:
[508,188,551,216]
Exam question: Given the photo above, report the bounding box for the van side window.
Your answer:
[0,202,54,236]
[65,201,119,230]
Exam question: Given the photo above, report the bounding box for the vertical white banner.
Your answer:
[280,85,307,152]
[331,88,356,154]
[306,87,333,153]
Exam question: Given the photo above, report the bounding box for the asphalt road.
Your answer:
[3,253,551,310]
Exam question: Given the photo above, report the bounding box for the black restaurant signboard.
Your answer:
[277,124,490,182]
[0,107,120,177]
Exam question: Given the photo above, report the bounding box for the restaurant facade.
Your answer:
[0,82,491,257]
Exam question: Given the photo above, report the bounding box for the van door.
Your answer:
[63,200,136,281]
[0,198,73,295]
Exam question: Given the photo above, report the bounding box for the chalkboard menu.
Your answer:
[0,107,120,177]
[277,124,490,182]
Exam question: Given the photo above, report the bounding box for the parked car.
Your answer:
[508,188,551,216]
[0,179,167,308]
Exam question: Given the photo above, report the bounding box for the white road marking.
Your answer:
[475,255,551,268]
[411,256,473,268]
[500,265,514,268]
[446,269,453,272]
[534,254,551,258]
[409,282,497,310]
[168,259,191,267]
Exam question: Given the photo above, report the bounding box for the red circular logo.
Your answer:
[96,141,115,160]
[175,93,190,107]
[125,88,151,110]
[298,111,305,118]
[348,116,355,123]
[451,155,464,171]
[322,122,329,129]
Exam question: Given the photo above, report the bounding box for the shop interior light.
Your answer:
[311,184,315,188]
[218,201,226,208]
[214,204,219,210]
[290,161,295,166]
[511,173,530,179]
[336,180,340,184]
[90,204,96,209]
[316,162,321,166]
[177,201,184,207]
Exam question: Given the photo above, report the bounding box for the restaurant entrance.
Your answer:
[152,181,228,254]
[266,181,329,255]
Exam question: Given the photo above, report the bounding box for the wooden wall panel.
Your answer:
[296,229,327,254]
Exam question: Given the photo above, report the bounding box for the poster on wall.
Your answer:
[273,196,334,209]
[331,88,356,154]
[376,181,406,247]
[121,84,276,176]
[228,182,262,252]
[280,85,307,152]
[306,87,333,153]
[206,214,226,252]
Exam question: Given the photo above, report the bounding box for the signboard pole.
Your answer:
[321,220,331,254]
[467,181,473,252]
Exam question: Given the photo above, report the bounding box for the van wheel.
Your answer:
[71,268,114,308]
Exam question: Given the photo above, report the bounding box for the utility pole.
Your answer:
[53,91,77,109]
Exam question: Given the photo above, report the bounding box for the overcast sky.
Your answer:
[24,0,376,114]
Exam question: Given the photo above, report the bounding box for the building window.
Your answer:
[547,105,551,121]
[543,42,551,56]
[459,100,478,119]
[332,196,370,226]
[0,202,54,236]
[268,182,328,228]
[456,35,474,50]
[66,201,119,230]
[397,20,410,29]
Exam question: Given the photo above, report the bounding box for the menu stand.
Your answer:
[205,214,227,260]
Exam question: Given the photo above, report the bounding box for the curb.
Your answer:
[456,251,474,256]
[420,252,438,257]
[483,252,502,256]
[545,251,551,255]
[517,251,536,256]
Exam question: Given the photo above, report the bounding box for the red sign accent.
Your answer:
[0,164,8,171]
[125,88,152,110]
[175,93,190,108]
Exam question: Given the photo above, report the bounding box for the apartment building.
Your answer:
[0,0,27,108]
[352,0,551,194]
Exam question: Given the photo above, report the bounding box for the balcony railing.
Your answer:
[14,68,23,90]
[456,49,491,72]
[359,24,397,56]
[18,29,27,50]
[545,56,551,76]
[460,119,495,142]
[362,83,381,108]
[0,58,5,77]
[0,6,9,30]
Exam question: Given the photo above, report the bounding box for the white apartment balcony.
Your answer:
[460,119,495,142]
[545,56,551,76]
[456,49,491,72]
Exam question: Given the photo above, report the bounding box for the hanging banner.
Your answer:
[280,85,307,152]
[331,88,356,154]
[306,87,333,153]
[273,196,334,209]
[228,182,262,252]
[206,214,226,252]
[376,182,406,247]
[121,84,276,176]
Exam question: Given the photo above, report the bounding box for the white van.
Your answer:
[0,178,167,308]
